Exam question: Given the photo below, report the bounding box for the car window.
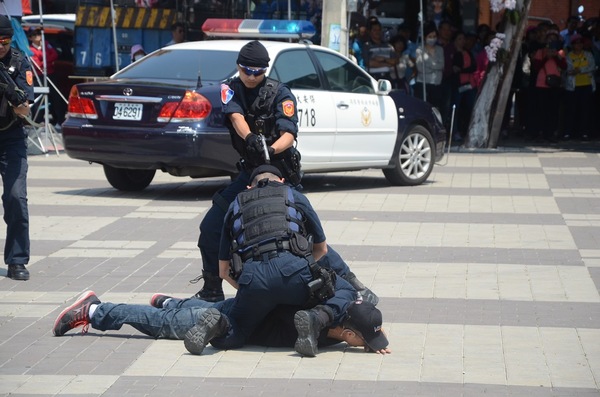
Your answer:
[114,49,238,82]
[271,50,321,90]
[312,50,374,94]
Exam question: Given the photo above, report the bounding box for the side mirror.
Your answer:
[377,79,392,95]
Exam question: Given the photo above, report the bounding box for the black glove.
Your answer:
[268,146,275,158]
[245,133,264,165]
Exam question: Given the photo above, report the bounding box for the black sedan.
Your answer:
[62,39,446,191]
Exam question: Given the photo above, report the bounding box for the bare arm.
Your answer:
[228,113,252,140]
[312,241,327,261]
[219,259,239,290]
[271,131,294,153]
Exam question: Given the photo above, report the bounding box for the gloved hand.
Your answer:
[245,133,264,165]
[267,146,275,158]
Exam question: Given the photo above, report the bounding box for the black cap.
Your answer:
[0,15,13,37]
[346,301,389,351]
[250,165,282,183]
[237,40,270,68]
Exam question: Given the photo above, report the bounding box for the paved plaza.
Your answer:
[1,143,599,396]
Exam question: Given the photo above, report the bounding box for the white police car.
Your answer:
[62,19,446,191]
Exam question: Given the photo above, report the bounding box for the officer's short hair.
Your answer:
[250,165,283,186]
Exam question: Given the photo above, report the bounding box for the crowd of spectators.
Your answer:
[349,15,600,143]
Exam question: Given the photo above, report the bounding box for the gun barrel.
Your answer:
[259,134,270,164]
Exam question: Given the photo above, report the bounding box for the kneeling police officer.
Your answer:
[184,165,357,355]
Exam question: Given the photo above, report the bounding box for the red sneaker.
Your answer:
[149,293,172,309]
[52,291,100,336]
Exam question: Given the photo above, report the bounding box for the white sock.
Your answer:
[88,304,98,319]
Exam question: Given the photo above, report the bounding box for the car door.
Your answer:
[270,49,336,170]
[311,50,398,166]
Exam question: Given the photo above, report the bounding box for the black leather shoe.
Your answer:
[7,264,30,281]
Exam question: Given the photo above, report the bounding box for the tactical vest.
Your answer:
[0,49,25,130]
[244,77,280,145]
[229,181,306,256]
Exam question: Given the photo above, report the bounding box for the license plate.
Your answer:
[113,103,143,120]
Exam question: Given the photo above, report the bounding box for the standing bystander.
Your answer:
[165,22,185,46]
[27,27,65,126]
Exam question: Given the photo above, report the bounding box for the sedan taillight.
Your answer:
[67,86,98,119]
[157,91,212,122]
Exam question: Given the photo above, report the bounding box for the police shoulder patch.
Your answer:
[26,71,33,86]
[221,83,234,104]
[282,100,294,117]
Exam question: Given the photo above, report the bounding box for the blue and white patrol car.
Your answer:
[61,19,446,191]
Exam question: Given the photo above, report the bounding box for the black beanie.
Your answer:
[0,15,13,37]
[236,40,270,68]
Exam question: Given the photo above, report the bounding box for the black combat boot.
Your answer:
[293,305,334,357]
[344,271,379,306]
[192,270,224,302]
[183,308,229,355]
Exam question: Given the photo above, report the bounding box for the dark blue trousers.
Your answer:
[209,252,356,351]
[0,131,29,266]
[198,169,250,275]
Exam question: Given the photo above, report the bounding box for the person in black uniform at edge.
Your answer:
[195,40,377,305]
[0,15,34,281]
[185,165,357,356]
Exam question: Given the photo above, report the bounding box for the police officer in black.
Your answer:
[0,15,34,281]
[184,165,357,355]
[195,40,379,306]
[195,40,301,301]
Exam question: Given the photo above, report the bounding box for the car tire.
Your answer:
[103,165,156,191]
[383,125,434,186]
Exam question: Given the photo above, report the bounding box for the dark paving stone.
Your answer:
[378,298,600,328]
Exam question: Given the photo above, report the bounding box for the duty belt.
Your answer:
[240,240,292,262]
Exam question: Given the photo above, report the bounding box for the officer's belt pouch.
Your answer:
[289,233,312,256]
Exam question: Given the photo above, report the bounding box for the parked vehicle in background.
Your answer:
[61,20,446,191]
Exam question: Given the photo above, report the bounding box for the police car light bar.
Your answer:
[202,18,316,39]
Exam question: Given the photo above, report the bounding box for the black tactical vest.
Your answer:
[0,49,24,130]
[244,77,281,145]
[229,181,306,254]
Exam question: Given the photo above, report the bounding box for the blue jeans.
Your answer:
[0,131,29,266]
[90,300,224,339]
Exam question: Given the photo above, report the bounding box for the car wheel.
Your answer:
[383,125,434,186]
[103,165,156,191]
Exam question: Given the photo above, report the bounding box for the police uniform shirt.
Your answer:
[218,187,326,262]
[221,77,298,148]
[0,48,34,135]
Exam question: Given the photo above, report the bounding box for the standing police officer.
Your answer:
[195,40,301,301]
[195,41,378,306]
[0,15,34,281]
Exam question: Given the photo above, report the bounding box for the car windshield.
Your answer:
[114,49,238,82]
